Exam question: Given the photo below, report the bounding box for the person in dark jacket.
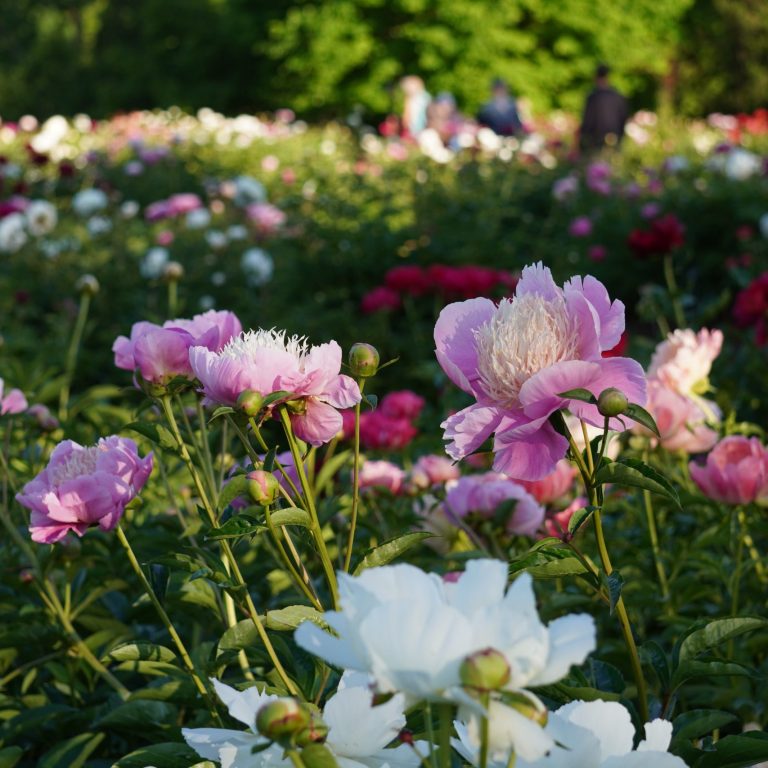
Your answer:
[477,78,524,137]
[577,64,628,153]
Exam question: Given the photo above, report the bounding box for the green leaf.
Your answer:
[693,732,768,768]
[567,506,595,536]
[98,700,175,733]
[678,617,768,663]
[205,514,265,540]
[218,475,252,510]
[209,405,236,422]
[606,571,623,615]
[640,640,670,690]
[301,743,340,768]
[0,747,24,768]
[125,420,178,451]
[315,449,351,495]
[557,387,597,404]
[594,458,680,507]
[625,402,661,437]
[672,659,754,688]
[218,619,260,654]
[261,390,295,408]
[673,709,738,742]
[270,507,312,528]
[37,732,105,768]
[105,641,177,664]
[363,393,378,410]
[265,605,329,632]
[526,555,588,578]
[114,742,203,768]
[150,564,170,605]
[353,532,432,574]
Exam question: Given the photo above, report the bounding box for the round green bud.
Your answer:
[237,389,264,417]
[247,469,280,505]
[459,647,511,692]
[597,387,629,418]
[163,261,185,281]
[256,698,311,741]
[76,274,100,296]
[295,711,329,747]
[504,691,548,726]
[348,343,380,378]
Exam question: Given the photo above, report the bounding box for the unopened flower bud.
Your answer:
[247,469,280,505]
[75,274,99,296]
[237,389,264,416]
[295,710,329,746]
[163,261,184,281]
[348,343,380,378]
[459,647,511,692]
[504,691,548,726]
[597,387,629,418]
[256,698,311,741]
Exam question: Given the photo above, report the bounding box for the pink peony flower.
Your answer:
[518,459,577,504]
[689,436,768,504]
[189,329,361,446]
[643,381,719,454]
[359,411,417,450]
[0,379,27,415]
[113,310,242,384]
[434,262,645,480]
[246,202,286,235]
[552,175,579,201]
[588,245,607,262]
[648,328,723,397]
[443,473,545,536]
[543,497,584,539]
[408,454,460,490]
[16,437,153,543]
[568,216,593,238]
[359,459,405,494]
[379,390,425,421]
[361,286,401,314]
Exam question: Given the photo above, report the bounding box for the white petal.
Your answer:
[447,559,508,617]
[294,617,367,670]
[182,727,258,761]
[637,719,673,752]
[529,614,596,685]
[211,678,275,730]
[555,700,634,760]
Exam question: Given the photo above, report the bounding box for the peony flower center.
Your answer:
[475,294,578,408]
[51,444,102,485]
[220,329,308,364]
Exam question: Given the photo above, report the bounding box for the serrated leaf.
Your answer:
[270,507,312,528]
[606,571,623,615]
[265,606,329,632]
[205,514,265,540]
[673,710,738,742]
[557,387,597,404]
[625,402,661,437]
[353,532,432,575]
[594,458,680,507]
[105,642,177,664]
[678,617,768,663]
[567,506,595,536]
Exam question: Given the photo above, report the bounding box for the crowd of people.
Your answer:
[381,64,629,157]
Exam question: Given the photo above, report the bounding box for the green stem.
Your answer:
[479,693,490,768]
[285,749,308,768]
[343,380,364,572]
[115,525,218,716]
[425,701,438,768]
[737,506,766,583]
[195,398,218,499]
[663,252,685,329]
[438,702,453,768]
[167,278,178,318]
[279,408,339,609]
[59,291,91,421]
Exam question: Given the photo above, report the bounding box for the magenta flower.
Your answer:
[113,310,242,384]
[689,436,768,505]
[443,473,544,536]
[16,437,153,544]
[189,329,361,446]
[246,202,286,236]
[434,263,645,480]
[568,216,593,238]
[380,390,425,421]
[0,379,27,415]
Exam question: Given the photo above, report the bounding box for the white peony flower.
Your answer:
[140,247,170,279]
[186,208,212,229]
[724,148,761,181]
[227,224,249,240]
[25,200,58,236]
[233,175,266,206]
[241,248,274,286]
[120,200,140,219]
[72,188,108,217]
[86,215,113,236]
[648,328,723,398]
[205,229,228,250]
[0,213,28,253]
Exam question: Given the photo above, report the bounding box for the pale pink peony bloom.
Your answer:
[434,262,645,480]
[16,437,153,543]
[190,329,361,446]
[543,497,585,539]
[0,379,27,415]
[443,473,545,536]
[518,459,577,504]
[246,202,286,235]
[408,454,460,490]
[113,310,241,384]
[145,193,203,221]
[643,381,719,454]
[689,436,768,505]
[648,328,723,397]
[359,460,405,494]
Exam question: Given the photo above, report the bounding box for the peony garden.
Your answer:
[1,104,768,768]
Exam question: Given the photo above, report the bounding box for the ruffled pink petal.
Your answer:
[302,341,343,392]
[434,298,496,396]
[134,327,194,383]
[564,275,624,351]
[1,389,27,415]
[515,262,561,301]
[564,288,601,360]
[292,399,343,446]
[492,420,569,480]
[441,404,501,460]
[29,516,87,543]
[322,375,361,409]
[112,321,161,371]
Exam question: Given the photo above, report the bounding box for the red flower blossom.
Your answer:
[361,286,401,314]
[733,273,768,344]
[628,214,685,258]
[385,265,432,296]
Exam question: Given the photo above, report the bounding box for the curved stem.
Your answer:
[115,525,219,718]
[279,408,339,609]
[59,291,91,421]
[343,380,364,572]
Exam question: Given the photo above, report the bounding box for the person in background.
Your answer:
[477,78,524,137]
[400,75,431,140]
[576,63,628,154]
[427,91,463,148]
